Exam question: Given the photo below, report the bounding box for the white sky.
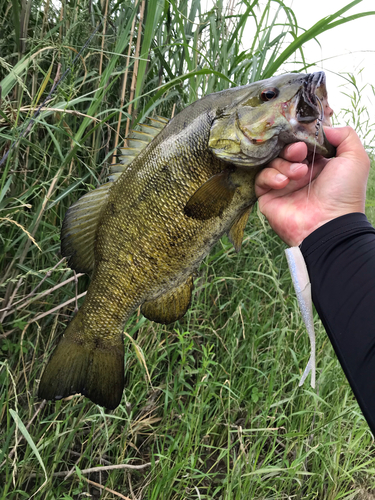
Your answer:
[224,0,375,143]
[216,0,375,140]
[288,0,375,126]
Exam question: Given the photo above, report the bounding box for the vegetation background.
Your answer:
[1,0,375,498]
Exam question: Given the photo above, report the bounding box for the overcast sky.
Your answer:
[283,0,375,124]
[228,0,375,128]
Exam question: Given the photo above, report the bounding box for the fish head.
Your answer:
[208,72,335,167]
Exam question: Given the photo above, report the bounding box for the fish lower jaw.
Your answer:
[282,120,330,156]
[214,150,278,167]
[287,127,332,157]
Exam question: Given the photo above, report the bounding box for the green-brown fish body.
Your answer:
[39,72,335,409]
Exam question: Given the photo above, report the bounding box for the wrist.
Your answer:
[300,212,373,255]
[286,210,366,247]
[297,212,367,247]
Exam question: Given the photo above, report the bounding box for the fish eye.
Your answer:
[260,88,279,102]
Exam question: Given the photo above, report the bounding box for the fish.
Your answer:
[38,71,335,409]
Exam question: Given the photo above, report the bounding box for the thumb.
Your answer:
[324,126,370,169]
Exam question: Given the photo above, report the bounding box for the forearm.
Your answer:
[300,213,375,433]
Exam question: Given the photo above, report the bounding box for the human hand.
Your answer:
[255,127,370,246]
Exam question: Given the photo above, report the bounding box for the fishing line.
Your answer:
[0,17,105,170]
[307,144,316,201]
[306,96,324,201]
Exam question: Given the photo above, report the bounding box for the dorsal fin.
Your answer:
[61,116,169,274]
[110,116,169,180]
[149,115,169,128]
[61,183,112,274]
[139,123,161,137]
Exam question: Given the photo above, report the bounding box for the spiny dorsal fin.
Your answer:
[61,183,112,274]
[128,130,155,142]
[111,116,169,178]
[140,123,161,137]
[149,115,169,128]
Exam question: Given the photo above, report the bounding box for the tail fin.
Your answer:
[38,314,124,409]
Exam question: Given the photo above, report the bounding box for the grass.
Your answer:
[1,0,375,498]
[3,222,375,499]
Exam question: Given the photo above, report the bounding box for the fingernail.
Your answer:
[275,173,288,182]
[290,163,302,172]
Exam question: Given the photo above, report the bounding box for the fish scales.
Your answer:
[86,113,256,330]
[39,72,336,409]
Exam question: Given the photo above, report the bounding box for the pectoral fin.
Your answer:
[184,171,236,220]
[141,276,194,324]
[227,205,253,252]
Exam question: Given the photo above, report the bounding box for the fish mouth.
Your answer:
[289,71,336,157]
[296,72,325,123]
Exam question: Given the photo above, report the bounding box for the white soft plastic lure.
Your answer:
[285,246,316,388]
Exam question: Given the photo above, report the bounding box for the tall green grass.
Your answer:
[1,0,375,498]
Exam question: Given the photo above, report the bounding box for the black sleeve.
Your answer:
[300,212,375,434]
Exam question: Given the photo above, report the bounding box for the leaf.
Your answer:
[263,1,375,78]
[47,172,91,210]
[141,68,234,119]
[9,409,48,497]
[35,62,54,107]
[134,0,164,109]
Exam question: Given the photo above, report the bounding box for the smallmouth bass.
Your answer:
[39,72,335,409]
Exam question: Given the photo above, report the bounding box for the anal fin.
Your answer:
[141,276,194,324]
[228,205,253,252]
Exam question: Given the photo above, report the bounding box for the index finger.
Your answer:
[278,142,308,163]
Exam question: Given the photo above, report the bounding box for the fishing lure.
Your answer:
[285,246,316,388]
